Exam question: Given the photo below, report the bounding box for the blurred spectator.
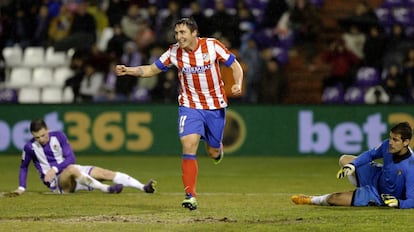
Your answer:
[151,69,178,103]
[260,0,289,30]
[87,1,109,39]
[7,7,32,48]
[235,0,257,42]
[402,47,414,100]
[342,24,366,59]
[105,23,130,60]
[362,24,386,69]
[105,0,129,27]
[289,0,323,67]
[31,4,50,47]
[120,4,147,41]
[48,4,74,46]
[135,22,155,51]
[115,41,142,99]
[382,63,411,103]
[239,37,260,103]
[258,58,287,104]
[188,1,211,37]
[383,23,411,69]
[385,23,411,53]
[65,49,88,102]
[79,60,105,102]
[338,0,379,33]
[54,2,97,51]
[146,4,161,34]
[209,0,240,47]
[321,38,360,90]
[158,0,182,45]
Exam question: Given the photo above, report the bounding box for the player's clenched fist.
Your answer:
[115,65,128,76]
[231,84,242,96]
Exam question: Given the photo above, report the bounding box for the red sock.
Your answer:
[181,154,198,197]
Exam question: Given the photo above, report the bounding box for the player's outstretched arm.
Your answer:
[115,63,162,78]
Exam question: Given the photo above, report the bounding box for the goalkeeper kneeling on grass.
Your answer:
[292,122,414,209]
[5,119,156,197]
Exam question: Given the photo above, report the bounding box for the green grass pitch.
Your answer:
[1,155,414,231]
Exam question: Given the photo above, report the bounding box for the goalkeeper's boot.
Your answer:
[291,194,312,205]
[143,179,157,193]
[213,143,224,165]
[182,193,198,211]
[108,184,123,194]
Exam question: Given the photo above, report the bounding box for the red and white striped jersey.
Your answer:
[155,37,236,110]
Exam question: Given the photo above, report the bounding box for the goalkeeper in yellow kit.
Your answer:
[292,122,414,209]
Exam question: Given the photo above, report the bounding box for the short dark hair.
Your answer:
[390,122,412,141]
[30,119,47,132]
[175,17,198,33]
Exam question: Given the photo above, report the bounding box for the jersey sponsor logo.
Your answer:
[181,64,212,74]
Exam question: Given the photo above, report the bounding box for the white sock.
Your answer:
[76,173,110,192]
[347,175,357,186]
[113,172,144,191]
[311,194,331,206]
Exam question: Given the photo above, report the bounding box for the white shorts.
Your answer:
[51,164,94,194]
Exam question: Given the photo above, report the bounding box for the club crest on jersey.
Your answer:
[202,53,210,62]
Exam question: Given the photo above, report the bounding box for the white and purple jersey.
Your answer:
[19,131,76,189]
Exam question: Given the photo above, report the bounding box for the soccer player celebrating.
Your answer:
[115,17,243,210]
[7,119,156,196]
[292,122,414,209]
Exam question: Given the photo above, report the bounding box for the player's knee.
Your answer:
[338,154,356,167]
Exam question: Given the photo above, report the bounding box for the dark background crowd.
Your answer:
[0,0,413,105]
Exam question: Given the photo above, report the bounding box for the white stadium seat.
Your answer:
[18,87,41,103]
[45,46,68,67]
[22,46,45,67]
[32,67,54,87]
[6,67,32,88]
[53,66,74,87]
[41,87,63,103]
[62,86,74,103]
[2,45,23,67]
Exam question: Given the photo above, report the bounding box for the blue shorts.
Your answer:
[178,106,225,148]
[352,162,383,206]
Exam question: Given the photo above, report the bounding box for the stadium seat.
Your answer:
[344,86,365,104]
[62,87,74,103]
[381,0,405,8]
[41,87,63,103]
[6,67,32,88]
[53,66,74,87]
[18,87,41,103]
[22,47,45,67]
[2,45,23,67]
[392,8,414,27]
[45,46,68,67]
[322,84,344,104]
[375,7,394,28]
[355,67,381,87]
[32,67,54,87]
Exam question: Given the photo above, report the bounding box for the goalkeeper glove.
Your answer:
[336,164,355,179]
[381,194,399,208]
